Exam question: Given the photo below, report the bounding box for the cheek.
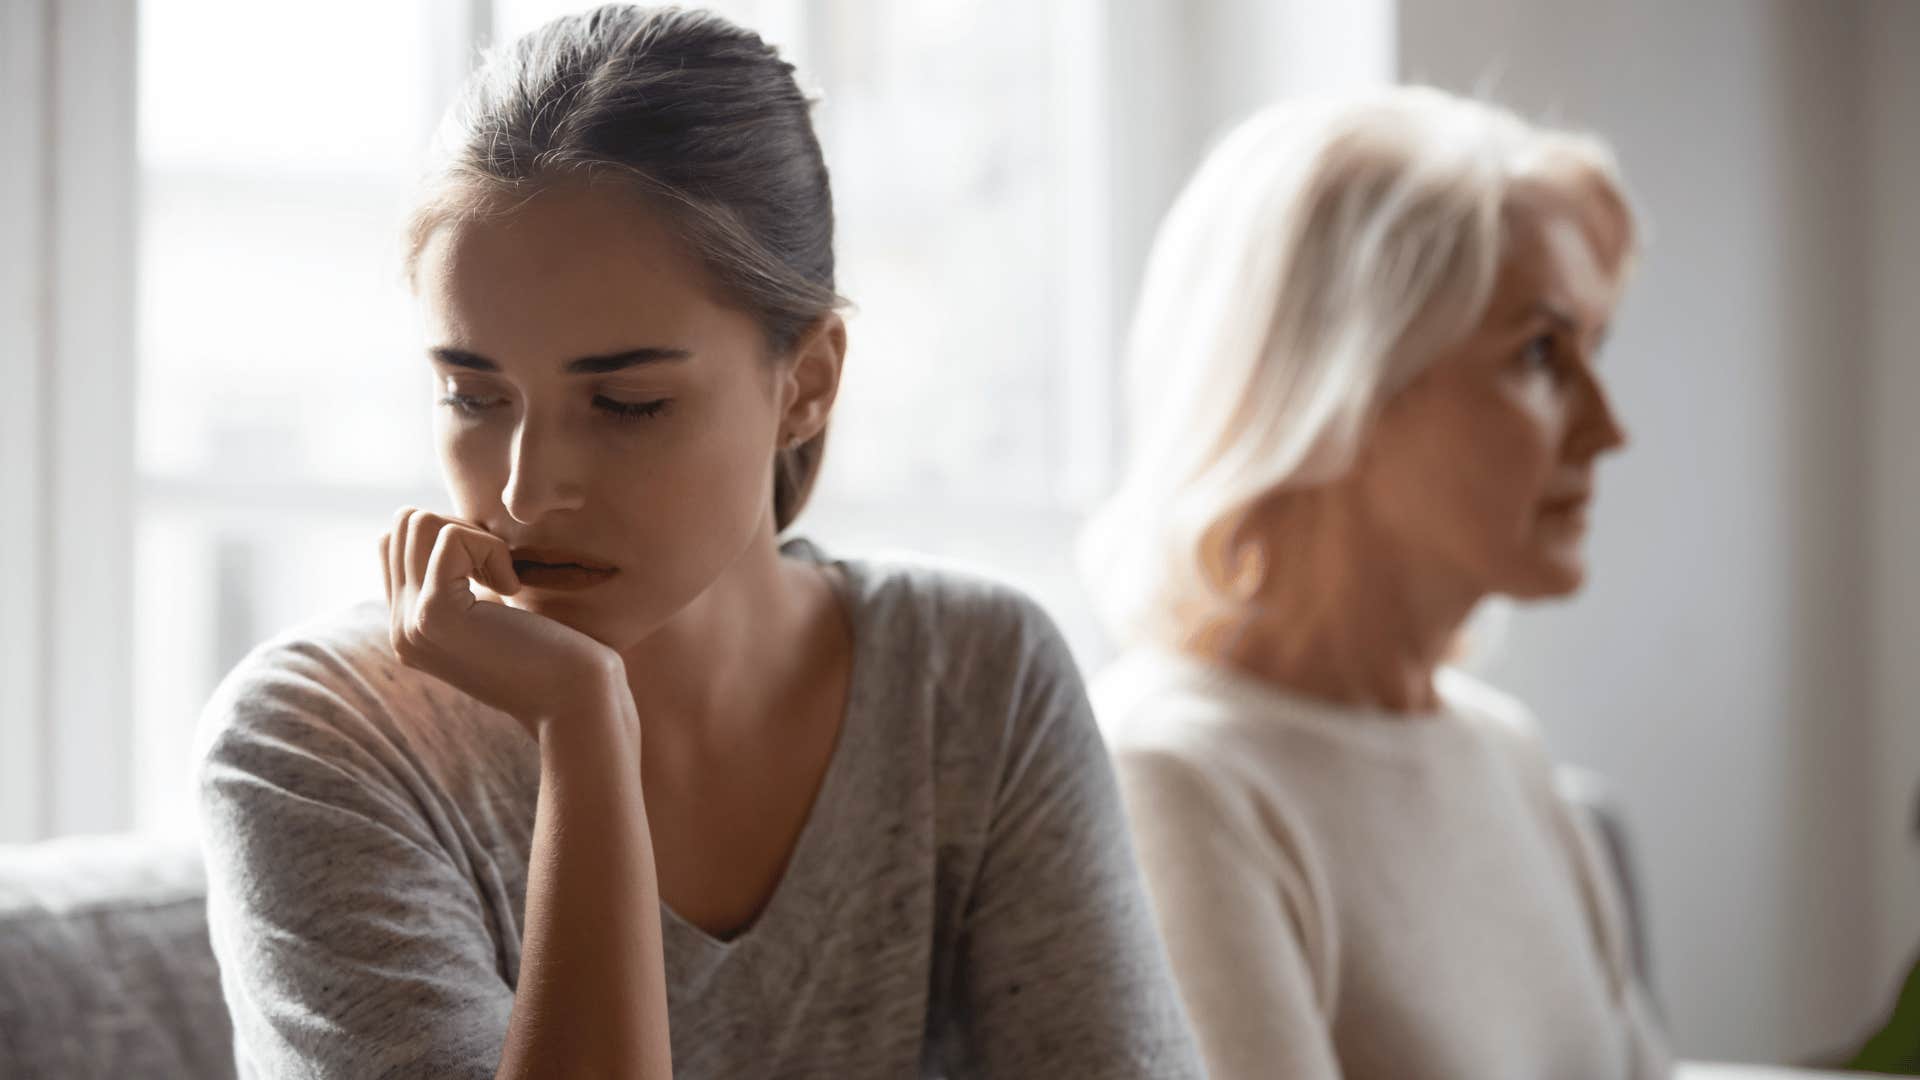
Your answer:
[1456,407,1560,524]
[435,419,511,516]
[1364,386,1561,550]
[601,387,780,564]
[632,416,771,531]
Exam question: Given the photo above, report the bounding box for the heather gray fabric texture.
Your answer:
[195,544,1203,1079]
[0,833,236,1080]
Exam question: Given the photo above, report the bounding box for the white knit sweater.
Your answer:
[1096,648,1672,1080]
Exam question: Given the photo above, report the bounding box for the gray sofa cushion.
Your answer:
[0,782,1649,1079]
[0,834,234,1080]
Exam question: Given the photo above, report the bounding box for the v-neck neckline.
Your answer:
[658,538,868,956]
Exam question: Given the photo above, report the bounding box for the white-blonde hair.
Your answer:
[1081,85,1637,648]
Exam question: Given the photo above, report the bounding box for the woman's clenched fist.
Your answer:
[379,508,627,739]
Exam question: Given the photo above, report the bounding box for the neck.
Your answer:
[1209,496,1482,715]
[616,523,823,739]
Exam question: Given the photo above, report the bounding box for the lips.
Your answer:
[509,547,619,592]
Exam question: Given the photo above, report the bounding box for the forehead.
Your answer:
[1492,181,1630,331]
[414,184,736,360]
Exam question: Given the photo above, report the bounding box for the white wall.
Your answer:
[0,0,50,843]
[1864,0,1920,1034]
[1400,0,1910,1062]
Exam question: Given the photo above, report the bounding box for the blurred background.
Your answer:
[1,0,1916,1066]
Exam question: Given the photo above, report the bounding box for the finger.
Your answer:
[387,507,415,636]
[388,507,413,595]
[377,532,393,607]
[426,524,520,603]
[472,529,521,596]
[418,526,480,621]
[403,510,448,594]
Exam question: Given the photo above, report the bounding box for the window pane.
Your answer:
[494,0,783,42]
[134,510,401,833]
[810,0,1075,506]
[138,171,434,484]
[139,0,440,177]
[134,0,460,831]
[137,1,444,488]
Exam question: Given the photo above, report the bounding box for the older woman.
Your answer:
[1083,87,1672,1079]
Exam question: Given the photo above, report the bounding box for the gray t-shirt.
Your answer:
[194,545,1202,1079]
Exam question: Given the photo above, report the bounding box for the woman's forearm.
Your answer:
[497,678,672,1080]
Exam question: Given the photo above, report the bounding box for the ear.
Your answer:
[777,312,846,445]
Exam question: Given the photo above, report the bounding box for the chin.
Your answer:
[506,591,654,650]
[1502,555,1588,600]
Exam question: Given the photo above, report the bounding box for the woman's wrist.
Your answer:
[534,657,642,765]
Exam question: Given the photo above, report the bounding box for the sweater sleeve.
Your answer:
[195,651,514,1079]
[1112,743,1345,1080]
[948,601,1206,1079]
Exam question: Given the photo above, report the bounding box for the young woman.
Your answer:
[1082,88,1673,1079]
[194,7,1200,1077]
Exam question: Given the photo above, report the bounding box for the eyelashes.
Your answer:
[438,393,505,416]
[1520,333,1570,380]
[590,395,672,420]
[437,393,673,422]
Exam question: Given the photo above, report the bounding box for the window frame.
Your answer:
[2,0,139,841]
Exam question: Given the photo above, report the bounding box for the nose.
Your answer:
[1569,371,1628,462]
[501,417,587,524]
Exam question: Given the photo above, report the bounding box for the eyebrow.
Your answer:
[1523,302,1612,351]
[1527,301,1580,334]
[429,346,694,374]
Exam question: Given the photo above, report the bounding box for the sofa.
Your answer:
[0,770,1651,1079]
[0,833,233,1080]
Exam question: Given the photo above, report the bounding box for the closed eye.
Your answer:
[439,392,507,415]
[594,395,672,420]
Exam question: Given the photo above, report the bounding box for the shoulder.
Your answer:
[1093,652,1307,852]
[1435,666,1554,765]
[829,550,1120,826]
[200,601,391,711]
[1097,667,1334,962]
[838,548,1082,699]
[1436,666,1539,735]
[1091,649,1225,747]
[1434,669,1585,829]
[1092,649,1321,797]
[193,601,467,787]
[1106,735,1242,833]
